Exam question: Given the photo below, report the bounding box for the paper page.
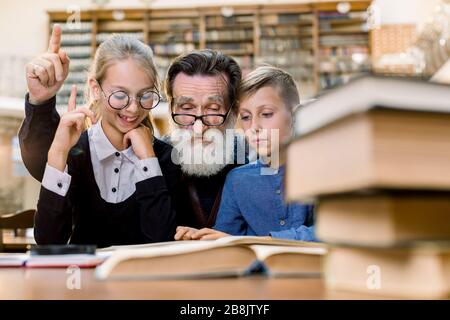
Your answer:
[0,253,28,266]
[26,254,105,267]
[215,235,323,247]
[97,240,200,252]
[249,244,327,261]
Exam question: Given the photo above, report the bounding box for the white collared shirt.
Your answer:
[41,121,162,203]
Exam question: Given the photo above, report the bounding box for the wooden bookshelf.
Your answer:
[48,0,373,108]
[317,8,371,91]
[257,10,317,96]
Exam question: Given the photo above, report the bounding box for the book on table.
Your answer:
[325,241,450,299]
[315,191,450,246]
[0,252,106,268]
[286,75,450,202]
[0,244,108,268]
[25,253,107,268]
[95,236,326,280]
[284,75,450,298]
[0,253,28,267]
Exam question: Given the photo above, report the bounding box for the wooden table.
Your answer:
[0,267,378,300]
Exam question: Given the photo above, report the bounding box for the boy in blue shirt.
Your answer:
[175,65,316,241]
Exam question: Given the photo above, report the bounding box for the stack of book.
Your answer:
[286,75,450,298]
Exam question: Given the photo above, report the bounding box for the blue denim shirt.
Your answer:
[214,160,317,241]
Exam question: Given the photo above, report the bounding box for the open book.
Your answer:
[95,236,326,280]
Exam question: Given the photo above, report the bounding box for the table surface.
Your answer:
[0,233,381,300]
[0,267,382,300]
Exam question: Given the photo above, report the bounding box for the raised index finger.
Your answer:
[48,24,62,53]
[68,85,77,112]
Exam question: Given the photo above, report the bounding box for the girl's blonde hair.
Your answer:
[84,34,160,130]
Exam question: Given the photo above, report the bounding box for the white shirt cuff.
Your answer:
[134,157,162,182]
[41,163,72,197]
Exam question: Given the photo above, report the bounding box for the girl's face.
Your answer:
[239,86,292,158]
[91,58,155,135]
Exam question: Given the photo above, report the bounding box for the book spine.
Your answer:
[246,260,268,275]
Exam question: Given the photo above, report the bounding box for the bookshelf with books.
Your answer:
[146,10,201,82]
[257,10,317,99]
[48,17,94,111]
[202,11,255,75]
[317,9,371,91]
[96,16,145,46]
[47,1,373,108]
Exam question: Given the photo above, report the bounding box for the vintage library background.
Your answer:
[1,0,450,300]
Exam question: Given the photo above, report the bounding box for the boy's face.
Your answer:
[239,86,292,158]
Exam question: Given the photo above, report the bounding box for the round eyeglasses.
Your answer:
[99,84,161,110]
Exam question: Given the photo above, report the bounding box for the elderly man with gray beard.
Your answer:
[163,49,248,228]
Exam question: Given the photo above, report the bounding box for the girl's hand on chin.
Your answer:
[122,125,155,159]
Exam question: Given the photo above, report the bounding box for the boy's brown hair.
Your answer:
[239,65,300,111]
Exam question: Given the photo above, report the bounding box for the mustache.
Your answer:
[170,128,224,144]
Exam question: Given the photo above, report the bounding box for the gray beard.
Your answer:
[169,128,235,177]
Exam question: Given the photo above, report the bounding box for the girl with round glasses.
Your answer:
[26,26,180,247]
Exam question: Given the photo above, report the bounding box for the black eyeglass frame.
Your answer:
[171,103,233,127]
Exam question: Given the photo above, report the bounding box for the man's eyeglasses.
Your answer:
[98,83,161,110]
[171,112,230,126]
[171,98,233,126]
